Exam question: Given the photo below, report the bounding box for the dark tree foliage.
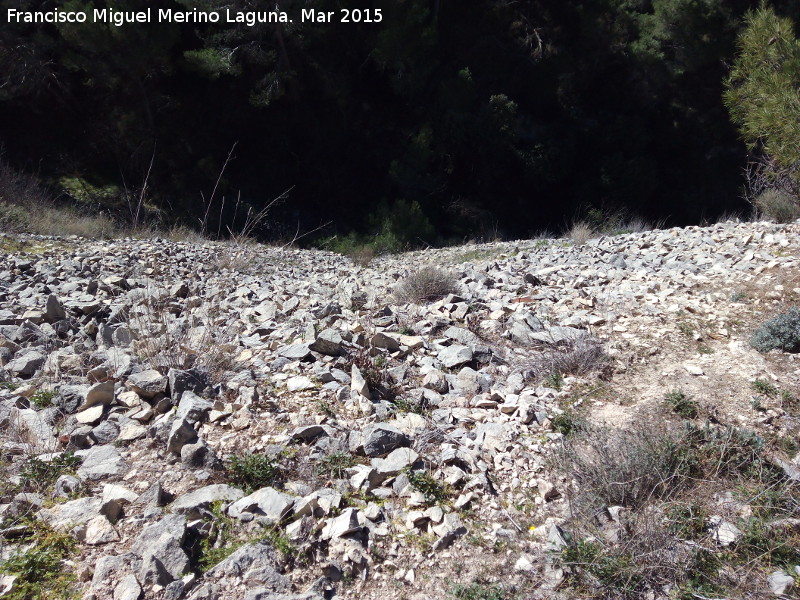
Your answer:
[0,0,796,243]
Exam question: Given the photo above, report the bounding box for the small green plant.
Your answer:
[677,321,695,337]
[550,408,585,436]
[450,582,507,600]
[261,527,297,562]
[751,396,766,412]
[751,378,778,397]
[544,372,564,391]
[0,381,20,391]
[780,389,799,412]
[0,521,78,599]
[19,453,82,493]
[315,451,356,480]
[751,307,800,353]
[666,502,710,541]
[754,188,800,223]
[664,390,699,419]
[196,501,243,572]
[398,325,414,335]
[30,389,57,409]
[314,398,336,418]
[730,290,747,302]
[405,467,449,506]
[227,452,280,493]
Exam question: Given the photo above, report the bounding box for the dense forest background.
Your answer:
[1,0,799,247]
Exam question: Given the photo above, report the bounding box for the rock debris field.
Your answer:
[1,221,799,600]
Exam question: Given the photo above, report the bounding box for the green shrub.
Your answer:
[751,378,778,397]
[550,408,586,436]
[227,453,280,493]
[405,467,449,506]
[315,451,356,480]
[30,390,57,409]
[393,266,458,304]
[0,522,78,599]
[751,307,800,353]
[664,390,699,419]
[450,582,507,600]
[20,453,82,493]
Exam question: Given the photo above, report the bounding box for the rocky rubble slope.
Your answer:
[0,222,799,600]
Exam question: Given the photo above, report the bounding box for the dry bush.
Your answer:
[164,224,207,244]
[528,335,608,379]
[348,245,375,267]
[755,188,800,223]
[393,266,458,304]
[569,221,595,246]
[127,288,242,384]
[0,159,116,238]
[554,425,694,516]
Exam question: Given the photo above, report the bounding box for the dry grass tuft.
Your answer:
[527,335,609,380]
[569,221,595,246]
[393,266,459,304]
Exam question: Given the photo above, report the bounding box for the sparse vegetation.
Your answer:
[393,266,458,304]
[754,188,800,223]
[19,453,82,494]
[664,389,699,418]
[196,501,243,572]
[0,521,78,599]
[227,452,280,493]
[751,378,778,397]
[315,451,356,480]
[550,408,586,436]
[528,336,608,380]
[750,306,800,353]
[568,221,594,246]
[553,418,795,599]
[30,389,57,409]
[450,582,508,600]
[405,467,449,506]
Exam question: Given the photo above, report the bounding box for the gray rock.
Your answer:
[127,370,168,399]
[131,514,190,586]
[286,376,315,392]
[309,329,343,356]
[228,487,294,523]
[54,474,81,498]
[202,541,290,591]
[90,420,120,445]
[371,332,400,352]
[9,408,54,449]
[438,345,473,368]
[38,496,103,530]
[374,448,419,477]
[167,368,209,401]
[113,574,141,600]
[6,350,45,377]
[180,439,221,469]
[322,507,362,539]
[80,380,115,410]
[56,384,90,413]
[76,445,129,481]
[768,570,795,596]
[290,425,327,442]
[44,294,67,323]
[277,343,313,361]
[176,391,213,424]
[167,418,198,454]
[171,484,244,520]
[362,423,410,457]
[351,365,370,398]
[530,326,586,345]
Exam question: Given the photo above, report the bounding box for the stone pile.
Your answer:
[0,221,798,599]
